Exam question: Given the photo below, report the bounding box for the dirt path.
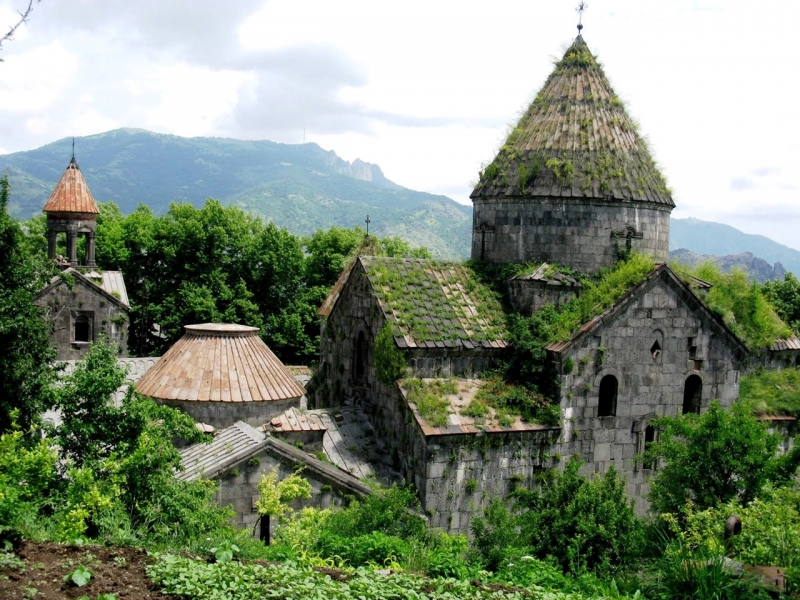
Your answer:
[0,541,172,599]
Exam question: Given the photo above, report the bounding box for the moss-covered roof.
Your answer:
[361,257,507,347]
[472,36,674,206]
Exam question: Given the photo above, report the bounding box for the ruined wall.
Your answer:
[552,275,743,512]
[34,277,128,361]
[505,279,581,316]
[215,437,371,534]
[472,197,671,273]
[421,430,561,535]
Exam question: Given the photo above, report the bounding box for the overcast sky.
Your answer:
[1,1,798,249]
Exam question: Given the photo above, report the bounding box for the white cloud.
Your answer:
[1,0,799,250]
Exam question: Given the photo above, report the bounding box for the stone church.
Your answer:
[310,36,758,530]
[33,155,130,360]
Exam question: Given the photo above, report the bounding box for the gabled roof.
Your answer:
[545,264,748,358]
[322,257,507,348]
[135,323,306,403]
[472,36,673,207]
[36,268,130,310]
[42,157,100,214]
[177,421,265,481]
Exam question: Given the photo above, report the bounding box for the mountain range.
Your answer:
[0,129,472,258]
[1,129,799,274]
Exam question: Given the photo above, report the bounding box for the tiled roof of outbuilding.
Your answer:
[177,421,265,481]
[135,323,306,403]
[360,257,507,348]
[42,157,100,214]
[472,36,673,207]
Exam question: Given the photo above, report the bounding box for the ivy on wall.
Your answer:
[374,323,407,385]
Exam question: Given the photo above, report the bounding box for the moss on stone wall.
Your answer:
[374,323,407,385]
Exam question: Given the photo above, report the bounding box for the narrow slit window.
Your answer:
[650,340,661,361]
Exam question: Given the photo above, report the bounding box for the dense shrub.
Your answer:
[646,401,793,515]
[472,457,643,577]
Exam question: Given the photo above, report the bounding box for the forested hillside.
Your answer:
[0,129,472,258]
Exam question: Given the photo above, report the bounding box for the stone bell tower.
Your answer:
[42,152,99,268]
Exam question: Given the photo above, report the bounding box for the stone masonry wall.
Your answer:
[505,279,581,316]
[35,277,128,361]
[552,275,742,514]
[421,430,561,535]
[472,197,671,273]
[156,397,299,431]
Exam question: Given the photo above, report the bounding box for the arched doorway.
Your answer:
[682,374,702,414]
[598,375,618,417]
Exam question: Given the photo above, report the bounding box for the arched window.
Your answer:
[74,314,91,343]
[354,331,366,382]
[682,374,702,415]
[598,375,618,417]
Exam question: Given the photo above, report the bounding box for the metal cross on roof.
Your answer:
[576,1,587,34]
[365,214,371,236]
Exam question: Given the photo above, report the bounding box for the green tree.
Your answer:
[256,468,311,544]
[763,272,800,333]
[0,175,56,433]
[646,401,792,515]
[304,226,365,288]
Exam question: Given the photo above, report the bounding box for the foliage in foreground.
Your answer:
[0,175,56,433]
[147,553,609,600]
[646,400,799,515]
[740,366,800,417]
[472,458,644,578]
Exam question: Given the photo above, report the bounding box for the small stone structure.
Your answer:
[136,323,306,430]
[178,421,370,537]
[34,268,130,360]
[34,155,130,360]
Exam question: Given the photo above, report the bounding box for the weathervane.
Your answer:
[576,1,587,35]
[365,214,371,237]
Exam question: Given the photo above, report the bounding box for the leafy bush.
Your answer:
[740,367,800,417]
[674,262,791,349]
[317,531,410,568]
[473,458,643,577]
[646,401,791,515]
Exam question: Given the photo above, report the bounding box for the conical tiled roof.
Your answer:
[472,37,673,206]
[42,157,100,214]
[135,323,305,403]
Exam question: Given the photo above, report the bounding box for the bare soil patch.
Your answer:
[0,541,172,599]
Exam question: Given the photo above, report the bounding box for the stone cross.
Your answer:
[365,214,371,236]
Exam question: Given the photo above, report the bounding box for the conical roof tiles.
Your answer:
[472,37,673,206]
[43,157,100,214]
[135,323,305,403]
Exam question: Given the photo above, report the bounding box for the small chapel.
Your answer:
[308,35,765,530]
[33,154,130,360]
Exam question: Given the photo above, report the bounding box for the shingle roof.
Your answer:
[84,270,130,308]
[360,257,507,347]
[177,421,266,481]
[770,335,800,352]
[135,323,306,403]
[42,157,100,214]
[472,36,673,207]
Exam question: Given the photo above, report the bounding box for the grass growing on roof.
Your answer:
[739,367,800,417]
[363,257,506,343]
[472,377,560,427]
[672,261,791,349]
[403,379,458,428]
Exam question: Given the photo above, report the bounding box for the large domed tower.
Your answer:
[471,36,674,273]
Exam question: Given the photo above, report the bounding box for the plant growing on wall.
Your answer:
[256,468,311,545]
[374,323,407,385]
